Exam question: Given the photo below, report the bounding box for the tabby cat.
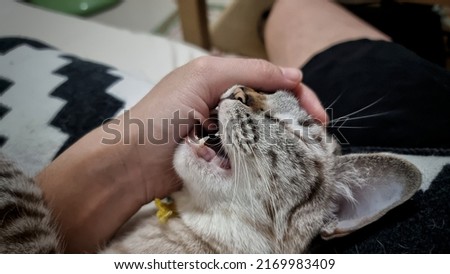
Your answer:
[0,85,421,253]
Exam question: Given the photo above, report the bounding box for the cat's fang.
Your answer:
[187,137,216,162]
[198,136,209,145]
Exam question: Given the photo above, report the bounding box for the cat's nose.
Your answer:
[220,85,266,111]
[222,85,250,105]
[233,86,248,104]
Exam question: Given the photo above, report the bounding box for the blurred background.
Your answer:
[24,0,450,69]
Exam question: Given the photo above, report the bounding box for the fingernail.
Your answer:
[280,67,302,82]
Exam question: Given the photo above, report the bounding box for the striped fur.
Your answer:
[0,154,61,253]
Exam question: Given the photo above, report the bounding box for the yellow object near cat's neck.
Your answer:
[155,198,177,223]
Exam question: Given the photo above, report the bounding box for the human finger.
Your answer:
[187,56,302,106]
[293,83,328,125]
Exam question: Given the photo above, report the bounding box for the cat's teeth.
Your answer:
[198,136,209,145]
[187,135,198,144]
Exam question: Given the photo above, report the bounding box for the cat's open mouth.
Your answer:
[186,109,231,170]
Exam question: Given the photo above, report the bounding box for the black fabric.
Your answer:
[302,39,450,150]
[342,2,446,67]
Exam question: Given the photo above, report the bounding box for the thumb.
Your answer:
[189,57,302,106]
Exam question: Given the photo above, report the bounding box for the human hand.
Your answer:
[120,56,327,202]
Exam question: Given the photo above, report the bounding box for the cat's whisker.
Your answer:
[325,91,344,110]
[249,141,278,230]
[229,146,240,207]
[329,111,391,127]
[327,125,371,129]
[246,145,260,225]
[328,96,385,126]
[235,149,246,204]
[337,111,391,122]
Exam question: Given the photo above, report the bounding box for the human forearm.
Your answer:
[35,126,146,253]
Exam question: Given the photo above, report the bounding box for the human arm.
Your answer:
[35,56,326,253]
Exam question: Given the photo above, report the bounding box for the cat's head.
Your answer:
[173,85,421,253]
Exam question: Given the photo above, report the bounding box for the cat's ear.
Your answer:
[321,153,421,240]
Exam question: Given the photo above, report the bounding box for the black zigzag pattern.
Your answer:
[0,37,125,156]
[0,104,7,146]
[0,77,13,147]
[0,77,13,96]
[0,37,51,54]
[0,103,10,123]
[50,56,124,156]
